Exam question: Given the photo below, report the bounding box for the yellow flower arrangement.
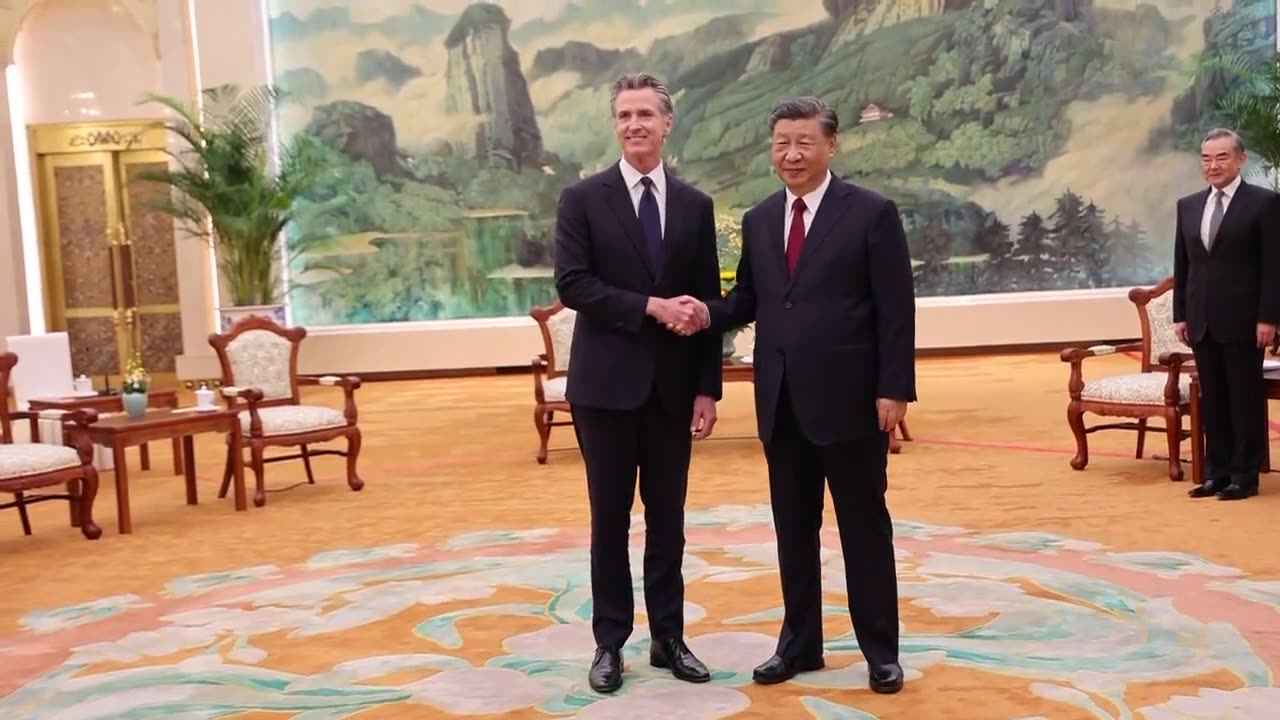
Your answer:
[122,350,150,394]
[715,213,743,296]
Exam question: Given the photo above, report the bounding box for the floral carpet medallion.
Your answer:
[3,505,1279,719]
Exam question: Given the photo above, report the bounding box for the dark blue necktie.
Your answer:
[638,176,662,268]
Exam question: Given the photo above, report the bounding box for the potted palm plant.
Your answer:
[1202,50,1280,189]
[140,83,328,329]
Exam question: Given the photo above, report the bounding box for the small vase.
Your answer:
[122,391,149,419]
[721,331,738,359]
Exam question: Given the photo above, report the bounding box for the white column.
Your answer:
[0,68,29,342]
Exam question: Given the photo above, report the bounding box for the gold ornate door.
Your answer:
[30,121,184,385]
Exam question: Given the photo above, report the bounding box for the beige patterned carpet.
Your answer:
[2,351,1278,719]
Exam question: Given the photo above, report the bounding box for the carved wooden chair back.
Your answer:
[209,316,306,408]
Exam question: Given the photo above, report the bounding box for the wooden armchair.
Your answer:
[1060,277,1194,481]
[0,352,101,539]
[208,316,364,507]
[531,299,576,463]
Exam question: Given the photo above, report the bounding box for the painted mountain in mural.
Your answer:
[265,0,1276,325]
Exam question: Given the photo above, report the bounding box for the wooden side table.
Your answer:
[27,389,183,473]
[67,408,247,534]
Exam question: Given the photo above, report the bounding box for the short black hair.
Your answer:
[768,97,838,137]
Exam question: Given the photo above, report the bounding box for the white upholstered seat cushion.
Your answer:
[0,443,81,479]
[1081,373,1190,405]
[239,405,347,436]
[543,376,566,403]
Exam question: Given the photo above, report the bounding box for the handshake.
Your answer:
[648,295,710,336]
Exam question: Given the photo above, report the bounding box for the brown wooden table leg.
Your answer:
[1190,376,1203,486]
[172,436,184,475]
[183,435,197,505]
[229,420,247,511]
[113,442,132,534]
[139,443,150,471]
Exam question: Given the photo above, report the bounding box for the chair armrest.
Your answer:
[532,355,548,403]
[299,374,362,390]
[1156,351,1193,368]
[1059,341,1142,363]
[1061,342,1141,401]
[298,375,361,424]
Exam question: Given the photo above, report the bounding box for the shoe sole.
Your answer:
[871,680,904,694]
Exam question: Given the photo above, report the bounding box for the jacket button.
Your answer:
[784,302,793,309]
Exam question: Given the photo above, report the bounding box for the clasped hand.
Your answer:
[650,295,708,335]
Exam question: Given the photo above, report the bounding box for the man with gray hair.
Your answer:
[1174,127,1280,501]
[553,72,722,693]
[683,96,914,693]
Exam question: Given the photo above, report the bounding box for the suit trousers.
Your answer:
[1192,338,1265,486]
[572,389,692,649]
[763,380,899,668]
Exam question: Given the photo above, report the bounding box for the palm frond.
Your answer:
[137,83,326,305]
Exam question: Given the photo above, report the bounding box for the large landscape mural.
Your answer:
[266,0,1276,325]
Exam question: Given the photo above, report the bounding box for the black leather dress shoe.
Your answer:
[869,662,904,694]
[1189,477,1230,498]
[650,637,710,683]
[1217,481,1259,501]
[751,653,825,684]
[589,646,623,693]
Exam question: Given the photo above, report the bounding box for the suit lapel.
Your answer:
[788,178,854,290]
[1210,181,1250,255]
[659,173,686,283]
[760,192,788,286]
[602,163,655,279]
[1184,189,1210,258]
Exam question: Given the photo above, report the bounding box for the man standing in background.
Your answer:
[1174,127,1280,501]
[553,72,723,693]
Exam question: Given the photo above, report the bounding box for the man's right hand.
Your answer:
[647,296,708,335]
[1174,321,1188,344]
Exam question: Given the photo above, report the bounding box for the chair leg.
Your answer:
[66,480,82,527]
[301,444,316,484]
[218,439,235,499]
[1165,408,1184,481]
[79,466,102,540]
[534,405,551,464]
[1067,402,1089,470]
[251,443,267,508]
[1135,417,1148,459]
[16,491,32,536]
[897,419,912,441]
[346,428,364,492]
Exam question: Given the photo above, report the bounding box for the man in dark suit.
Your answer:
[552,72,723,693]
[1174,127,1280,501]
[680,96,914,694]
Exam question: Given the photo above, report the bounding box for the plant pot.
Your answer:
[122,391,149,419]
[219,303,287,331]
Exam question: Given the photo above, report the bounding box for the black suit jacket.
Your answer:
[553,162,722,417]
[1173,179,1280,344]
[708,175,916,445]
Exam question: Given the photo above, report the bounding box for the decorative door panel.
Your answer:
[29,121,183,384]
[37,152,124,378]
[119,150,183,373]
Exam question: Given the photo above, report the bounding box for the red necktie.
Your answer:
[786,197,807,275]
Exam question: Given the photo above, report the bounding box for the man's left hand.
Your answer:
[1257,322,1276,349]
[877,398,907,433]
[691,395,717,439]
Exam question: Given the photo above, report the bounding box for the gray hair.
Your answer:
[1202,127,1245,153]
[768,97,838,137]
[610,73,674,117]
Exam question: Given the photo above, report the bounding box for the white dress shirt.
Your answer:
[783,170,833,250]
[619,157,666,236]
[1200,173,1241,249]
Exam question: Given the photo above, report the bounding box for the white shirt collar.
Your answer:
[785,170,832,213]
[1212,173,1243,199]
[619,157,665,196]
